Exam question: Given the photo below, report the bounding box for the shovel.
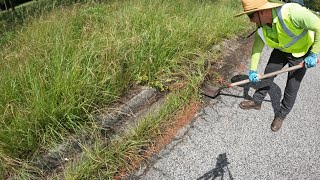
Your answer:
[201,61,312,98]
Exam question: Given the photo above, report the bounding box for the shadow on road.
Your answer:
[219,74,282,115]
[197,153,234,180]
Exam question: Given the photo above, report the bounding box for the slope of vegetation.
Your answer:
[0,0,252,178]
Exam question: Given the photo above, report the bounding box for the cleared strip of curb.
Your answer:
[31,87,160,176]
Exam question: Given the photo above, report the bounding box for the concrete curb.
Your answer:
[32,87,160,175]
[97,87,160,130]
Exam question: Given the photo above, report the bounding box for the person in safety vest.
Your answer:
[235,0,320,132]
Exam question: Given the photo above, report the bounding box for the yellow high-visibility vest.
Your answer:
[257,3,314,57]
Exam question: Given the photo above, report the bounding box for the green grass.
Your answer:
[0,0,252,177]
[62,83,199,179]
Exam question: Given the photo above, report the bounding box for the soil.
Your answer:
[200,34,255,100]
[204,34,254,87]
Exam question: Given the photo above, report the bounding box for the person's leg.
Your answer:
[271,52,308,132]
[278,54,307,119]
[252,49,287,104]
[239,49,287,110]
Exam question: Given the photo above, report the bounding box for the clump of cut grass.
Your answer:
[0,0,251,177]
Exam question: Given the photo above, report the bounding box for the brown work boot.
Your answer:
[271,117,284,132]
[239,100,261,110]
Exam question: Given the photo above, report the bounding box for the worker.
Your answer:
[235,0,320,132]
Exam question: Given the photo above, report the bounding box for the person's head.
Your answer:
[247,9,273,27]
[235,0,282,27]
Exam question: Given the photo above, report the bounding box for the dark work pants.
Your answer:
[252,49,308,119]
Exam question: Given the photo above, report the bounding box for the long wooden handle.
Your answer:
[229,63,304,87]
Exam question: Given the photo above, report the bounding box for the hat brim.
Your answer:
[234,2,282,17]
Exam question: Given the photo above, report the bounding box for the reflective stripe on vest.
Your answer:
[276,6,308,48]
[257,28,266,44]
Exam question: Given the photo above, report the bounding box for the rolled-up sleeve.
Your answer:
[250,32,265,71]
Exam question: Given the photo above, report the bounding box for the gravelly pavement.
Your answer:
[133,47,320,180]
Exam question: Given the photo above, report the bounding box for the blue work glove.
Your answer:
[249,70,259,84]
[304,52,318,68]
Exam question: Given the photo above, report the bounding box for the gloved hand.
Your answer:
[304,52,318,68]
[249,70,259,84]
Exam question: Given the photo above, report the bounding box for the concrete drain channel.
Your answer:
[30,87,163,177]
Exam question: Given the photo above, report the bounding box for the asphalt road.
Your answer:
[131,46,320,180]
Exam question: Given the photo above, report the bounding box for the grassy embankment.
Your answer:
[0,0,252,178]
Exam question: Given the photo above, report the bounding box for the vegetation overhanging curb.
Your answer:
[31,87,161,175]
[60,35,254,179]
[0,0,256,177]
[15,33,255,179]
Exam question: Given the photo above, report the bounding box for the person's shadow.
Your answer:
[219,74,282,115]
[197,153,233,180]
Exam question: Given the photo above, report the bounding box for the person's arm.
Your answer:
[250,32,265,71]
[289,4,320,54]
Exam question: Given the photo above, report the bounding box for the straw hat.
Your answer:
[235,0,282,17]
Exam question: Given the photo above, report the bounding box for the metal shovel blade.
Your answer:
[200,83,224,98]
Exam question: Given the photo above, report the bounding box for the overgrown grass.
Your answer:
[62,81,200,179]
[0,0,251,177]
[0,0,94,45]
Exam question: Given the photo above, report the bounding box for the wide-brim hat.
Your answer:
[235,0,282,17]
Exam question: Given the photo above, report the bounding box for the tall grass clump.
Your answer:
[0,0,251,176]
[0,1,106,47]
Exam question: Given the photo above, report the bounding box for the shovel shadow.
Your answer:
[219,74,282,115]
[197,153,234,180]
